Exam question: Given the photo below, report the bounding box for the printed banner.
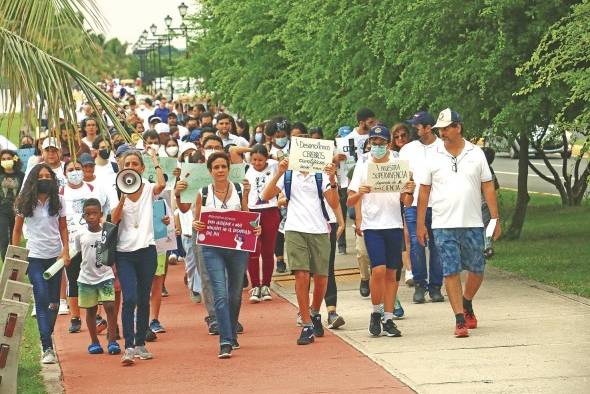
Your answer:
[288,137,334,173]
[197,210,260,252]
[366,159,410,193]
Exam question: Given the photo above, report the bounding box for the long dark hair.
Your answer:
[15,163,61,217]
[0,149,23,174]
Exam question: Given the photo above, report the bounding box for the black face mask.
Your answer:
[113,142,124,151]
[20,144,33,149]
[37,179,52,194]
[98,149,110,160]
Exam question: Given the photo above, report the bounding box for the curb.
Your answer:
[40,341,64,394]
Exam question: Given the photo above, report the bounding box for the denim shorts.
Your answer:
[432,228,485,276]
[363,228,403,270]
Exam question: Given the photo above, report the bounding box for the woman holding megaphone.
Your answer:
[111,149,166,365]
[12,163,70,365]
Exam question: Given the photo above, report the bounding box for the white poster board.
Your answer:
[366,159,410,193]
[288,137,334,173]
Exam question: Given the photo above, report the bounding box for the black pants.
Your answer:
[324,223,338,308]
[0,212,15,262]
[274,232,285,258]
[337,187,347,249]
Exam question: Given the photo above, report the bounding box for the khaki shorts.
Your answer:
[285,231,330,276]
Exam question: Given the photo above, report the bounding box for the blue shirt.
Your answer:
[154,107,170,122]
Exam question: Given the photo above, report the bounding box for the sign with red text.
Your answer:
[288,137,335,173]
[197,210,260,252]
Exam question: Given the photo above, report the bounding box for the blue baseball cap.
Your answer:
[337,126,353,137]
[406,111,435,126]
[188,128,202,142]
[433,108,461,129]
[115,143,132,157]
[369,125,390,141]
[78,153,95,166]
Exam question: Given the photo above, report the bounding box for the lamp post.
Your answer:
[151,23,174,99]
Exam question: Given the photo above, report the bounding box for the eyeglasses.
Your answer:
[451,156,457,173]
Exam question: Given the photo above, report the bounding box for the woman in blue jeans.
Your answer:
[189,152,260,358]
[111,150,166,365]
[12,163,70,364]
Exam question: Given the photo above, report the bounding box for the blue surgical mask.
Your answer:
[275,137,288,148]
[67,170,84,186]
[370,145,388,159]
[255,133,263,143]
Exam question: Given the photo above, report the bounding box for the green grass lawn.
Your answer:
[491,190,590,297]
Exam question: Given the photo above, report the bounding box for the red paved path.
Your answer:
[52,263,411,393]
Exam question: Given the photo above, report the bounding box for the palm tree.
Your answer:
[0,0,129,144]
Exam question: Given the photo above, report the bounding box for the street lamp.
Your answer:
[178,2,188,18]
[150,24,157,35]
[165,15,173,28]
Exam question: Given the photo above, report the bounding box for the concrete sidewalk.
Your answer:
[273,241,590,393]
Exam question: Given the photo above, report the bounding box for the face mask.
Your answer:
[67,170,84,186]
[166,146,179,157]
[20,144,33,149]
[98,149,110,160]
[204,149,215,161]
[255,133,263,143]
[370,145,388,159]
[150,144,160,152]
[1,160,14,170]
[37,179,52,194]
[275,137,288,148]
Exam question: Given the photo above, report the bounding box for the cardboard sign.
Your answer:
[179,162,247,204]
[366,159,410,193]
[142,155,178,185]
[197,210,260,252]
[288,137,334,173]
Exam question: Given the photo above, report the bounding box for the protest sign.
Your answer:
[197,210,260,252]
[16,148,35,172]
[366,159,410,193]
[229,163,246,183]
[288,137,334,173]
[158,157,178,188]
[152,199,168,239]
[179,163,210,203]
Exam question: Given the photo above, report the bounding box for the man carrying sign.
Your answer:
[261,147,339,346]
[347,125,415,338]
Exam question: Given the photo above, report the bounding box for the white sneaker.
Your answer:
[168,253,178,265]
[260,285,272,301]
[405,270,414,286]
[31,303,36,317]
[248,287,261,303]
[58,299,69,315]
[134,345,153,360]
[41,348,57,364]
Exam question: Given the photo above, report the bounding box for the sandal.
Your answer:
[88,343,104,354]
[108,341,121,355]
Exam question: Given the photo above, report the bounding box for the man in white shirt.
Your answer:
[417,108,501,338]
[216,113,249,148]
[400,112,444,304]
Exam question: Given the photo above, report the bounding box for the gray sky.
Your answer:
[93,0,191,48]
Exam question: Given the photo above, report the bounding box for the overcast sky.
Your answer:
[93,0,192,48]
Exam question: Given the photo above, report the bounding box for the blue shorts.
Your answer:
[363,229,403,270]
[432,228,485,276]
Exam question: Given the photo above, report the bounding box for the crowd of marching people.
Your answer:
[0,91,500,364]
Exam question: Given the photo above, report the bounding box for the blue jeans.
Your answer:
[201,246,249,346]
[116,245,157,349]
[28,257,61,351]
[404,207,443,289]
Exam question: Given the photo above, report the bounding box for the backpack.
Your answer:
[284,170,330,221]
[201,182,243,206]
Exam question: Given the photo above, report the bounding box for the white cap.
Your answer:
[42,137,61,150]
[154,123,170,134]
[179,142,198,157]
[432,108,461,129]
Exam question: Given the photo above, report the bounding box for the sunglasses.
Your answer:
[451,156,457,173]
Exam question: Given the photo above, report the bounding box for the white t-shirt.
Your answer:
[348,155,404,231]
[117,182,157,252]
[62,183,99,251]
[277,171,330,234]
[347,128,370,162]
[399,138,442,207]
[86,177,113,215]
[245,160,278,209]
[93,166,119,212]
[23,195,66,259]
[176,208,194,236]
[75,227,115,285]
[269,141,290,159]
[81,137,97,150]
[201,182,242,211]
[420,140,492,229]
[218,132,249,148]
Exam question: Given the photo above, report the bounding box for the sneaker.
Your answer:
[231,339,240,350]
[382,319,402,337]
[311,313,324,337]
[369,312,382,336]
[178,256,185,264]
[68,317,81,333]
[218,344,232,359]
[236,321,244,334]
[58,299,69,315]
[413,284,427,304]
[296,312,303,327]
[121,348,135,365]
[134,345,153,360]
[190,291,202,303]
[260,285,272,301]
[297,326,315,345]
[207,318,219,335]
[41,348,57,364]
[161,286,169,297]
[168,253,178,265]
[464,310,478,329]
[108,341,121,355]
[248,287,261,303]
[337,246,346,255]
[145,329,157,342]
[327,312,345,329]
[96,318,107,334]
[276,259,287,273]
[429,286,445,302]
[359,280,370,298]
[150,319,166,333]
[88,342,104,354]
[393,299,405,319]
[405,270,414,287]
[455,322,469,338]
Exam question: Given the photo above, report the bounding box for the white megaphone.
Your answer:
[116,168,142,194]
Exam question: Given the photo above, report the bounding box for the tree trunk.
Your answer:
[506,131,530,239]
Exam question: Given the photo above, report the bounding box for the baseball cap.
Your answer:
[433,108,461,129]
[42,137,61,150]
[148,115,162,124]
[369,125,390,141]
[115,143,132,157]
[179,142,198,157]
[406,111,435,126]
[337,126,353,137]
[154,122,170,134]
[168,112,177,118]
[78,153,95,166]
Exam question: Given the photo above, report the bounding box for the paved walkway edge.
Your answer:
[41,340,64,394]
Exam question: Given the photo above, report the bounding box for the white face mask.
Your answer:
[204,149,215,161]
[67,170,84,186]
[166,146,179,157]
[149,144,160,152]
